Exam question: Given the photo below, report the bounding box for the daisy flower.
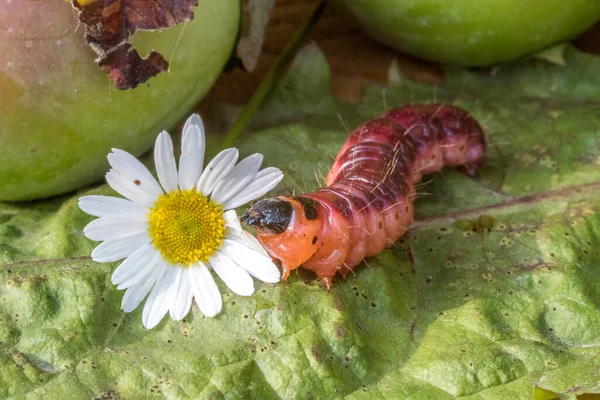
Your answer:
[79,114,284,329]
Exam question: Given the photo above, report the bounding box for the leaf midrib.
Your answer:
[1,180,599,271]
[411,180,600,230]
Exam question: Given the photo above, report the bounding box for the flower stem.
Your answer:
[220,0,326,148]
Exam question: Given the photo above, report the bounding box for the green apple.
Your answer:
[0,0,239,201]
[334,0,600,66]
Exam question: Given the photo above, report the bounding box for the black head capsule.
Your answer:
[241,198,293,234]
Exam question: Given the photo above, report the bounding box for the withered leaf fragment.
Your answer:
[98,44,169,89]
[235,0,275,71]
[72,0,198,89]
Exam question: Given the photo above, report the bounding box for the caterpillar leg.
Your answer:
[339,265,353,280]
[321,276,332,291]
[280,263,292,282]
[458,162,481,177]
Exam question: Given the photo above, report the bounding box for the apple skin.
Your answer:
[0,0,239,201]
[334,0,600,66]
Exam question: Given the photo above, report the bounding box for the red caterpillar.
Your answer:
[241,104,486,289]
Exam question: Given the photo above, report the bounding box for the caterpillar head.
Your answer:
[241,196,324,281]
[240,198,293,234]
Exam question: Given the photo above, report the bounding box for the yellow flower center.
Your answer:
[148,190,226,266]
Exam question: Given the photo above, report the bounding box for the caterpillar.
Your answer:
[241,104,486,289]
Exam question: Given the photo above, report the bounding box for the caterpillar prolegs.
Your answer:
[241,104,486,289]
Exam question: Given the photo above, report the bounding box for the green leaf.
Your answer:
[2,43,600,399]
[532,43,568,66]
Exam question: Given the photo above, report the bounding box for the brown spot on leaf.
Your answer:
[94,389,118,400]
[332,296,345,312]
[566,386,581,394]
[335,324,347,338]
[311,343,321,361]
[71,0,198,89]
[515,259,554,271]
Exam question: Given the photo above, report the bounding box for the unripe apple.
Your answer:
[335,0,600,66]
[0,0,239,201]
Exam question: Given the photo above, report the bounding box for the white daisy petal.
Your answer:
[239,230,271,257]
[112,245,155,285]
[210,253,254,296]
[117,254,163,290]
[219,238,280,283]
[107,149,163,197]
[225,226,269,257]
[112,245,162,289]
[211,154,263,206]
[197,148,239,195]
[142,266,178,329]
[189,262,222,317]
[154,131,178,193]
[84,214,148,241]
[222,167,284,210]
[166,267,183,317]
[201,264,223,314]
[78,195,148,218]
[121,261,166,313]
[169,268,193,321]
[183,113,204,134]
[91,232,151,263]
[178,124,205,190]
[223,210,243,233]
[106,170,157,208]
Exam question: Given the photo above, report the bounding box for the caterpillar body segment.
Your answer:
[242,104,486,289]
